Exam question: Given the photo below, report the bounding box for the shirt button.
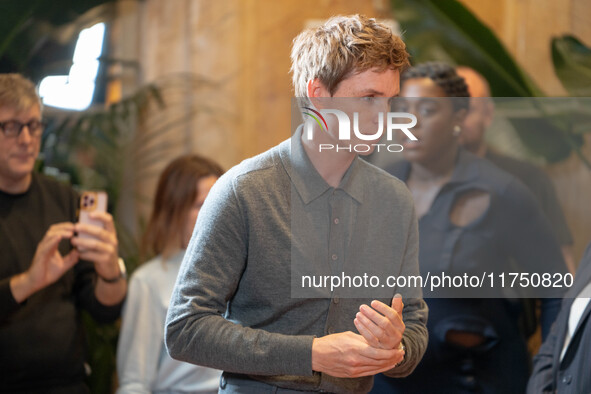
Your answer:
[562,375,572,384]
[333,297,339,304]
[331,254,338,261]
[333,218,339,224]
[327,327,335,334]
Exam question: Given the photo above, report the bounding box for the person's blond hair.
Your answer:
[290,14,409,97]
[0,73,42,113]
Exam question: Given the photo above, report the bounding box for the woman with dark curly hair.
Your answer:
[371,62,567,393]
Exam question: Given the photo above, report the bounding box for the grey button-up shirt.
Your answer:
[165,129,428,393]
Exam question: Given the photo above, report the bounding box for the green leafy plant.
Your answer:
[391,0,542,96]
[552,35,591,97]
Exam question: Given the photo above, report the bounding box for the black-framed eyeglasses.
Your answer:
[0,120,45,138]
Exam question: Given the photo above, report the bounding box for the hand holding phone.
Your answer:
[78,191,108,239]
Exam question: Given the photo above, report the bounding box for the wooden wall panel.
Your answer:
[238,0,380,160]
[113,0,386,223]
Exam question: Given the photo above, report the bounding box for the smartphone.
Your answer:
[78,191,108,239]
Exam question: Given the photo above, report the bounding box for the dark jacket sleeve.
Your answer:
[73,260,123,324]
[0,278,20,322]
[529,242,591,393]
[527,314,561,394]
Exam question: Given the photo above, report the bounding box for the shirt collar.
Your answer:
[279,125,365,205]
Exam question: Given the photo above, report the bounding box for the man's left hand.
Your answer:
[354,295,405,350]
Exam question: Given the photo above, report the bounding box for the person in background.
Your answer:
[116,154,224,394]
[371,62,566,393]
[528,241,591,394]
[0,73,127,393]
[456,66,575,274]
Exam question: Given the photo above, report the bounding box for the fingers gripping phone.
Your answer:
[78,191,108,239]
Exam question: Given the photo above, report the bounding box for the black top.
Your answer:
[528,242,591,394]
[486,149,573,245]
[0,173,122,392]
[387,149,567,303]
[374,149,567,393]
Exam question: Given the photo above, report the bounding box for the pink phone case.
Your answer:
[79,191,108,238]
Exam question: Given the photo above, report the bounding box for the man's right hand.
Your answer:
[311,331,404,378]
[9,223,79,303]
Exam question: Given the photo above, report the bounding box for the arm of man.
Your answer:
[310,329,406,378]
[165,174,314,376]
[353,210,428,378]
[7,223,79,307]
[527,314,562,393]
[165,173,404,378]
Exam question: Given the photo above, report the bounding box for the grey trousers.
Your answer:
[218,372,319,393]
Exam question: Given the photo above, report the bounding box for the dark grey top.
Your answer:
[377,149,566,393]
[165,130,428,394]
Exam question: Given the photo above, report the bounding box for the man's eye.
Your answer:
[5,121,21,132]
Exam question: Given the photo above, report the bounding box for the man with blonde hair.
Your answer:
[166,15,428,393]
[0,73,127,392]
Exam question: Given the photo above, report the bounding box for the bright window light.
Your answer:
[39,22,106,111]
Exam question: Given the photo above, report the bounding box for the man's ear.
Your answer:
[307,78,330,109]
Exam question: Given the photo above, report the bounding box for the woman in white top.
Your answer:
[117,155,224,394]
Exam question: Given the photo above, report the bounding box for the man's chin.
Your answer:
[6,163,35,181]
[12,163,36,176]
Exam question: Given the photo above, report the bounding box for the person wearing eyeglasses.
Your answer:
[0,73,127,393]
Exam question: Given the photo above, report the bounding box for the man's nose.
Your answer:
[17,125,34,144]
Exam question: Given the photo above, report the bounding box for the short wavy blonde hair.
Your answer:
[0,73,42,113]
[290,14,409,97]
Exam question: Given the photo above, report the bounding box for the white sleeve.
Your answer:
[116,271,163,394]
